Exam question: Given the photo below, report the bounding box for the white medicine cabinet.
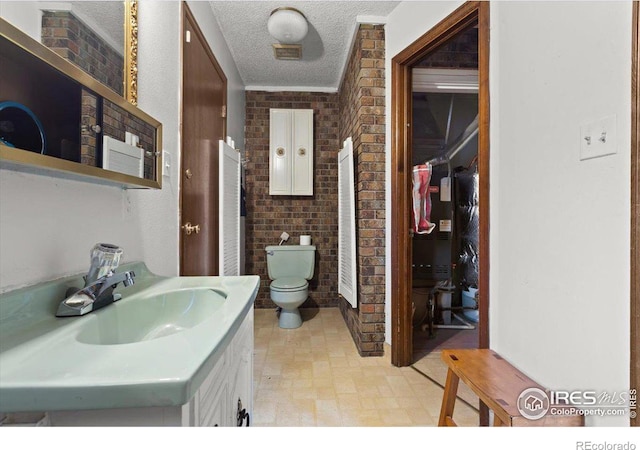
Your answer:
[269,109,313,196]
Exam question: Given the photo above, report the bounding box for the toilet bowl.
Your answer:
[265,245,316,329]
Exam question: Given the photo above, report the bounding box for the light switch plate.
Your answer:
[580,115,617,161]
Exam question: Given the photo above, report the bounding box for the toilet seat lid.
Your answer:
[271,277,308,291]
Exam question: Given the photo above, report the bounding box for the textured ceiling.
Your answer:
[209,1,399,91]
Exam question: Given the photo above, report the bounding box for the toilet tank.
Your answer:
[265,245,316,280]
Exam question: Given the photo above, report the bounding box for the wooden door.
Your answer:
[181,4,227,276]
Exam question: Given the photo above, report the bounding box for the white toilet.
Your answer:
[265,245,316,329]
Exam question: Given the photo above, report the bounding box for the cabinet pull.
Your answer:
[298,147,306,156]
[276,147,285,157]
[181,222,200,235]
[236,398,250,427]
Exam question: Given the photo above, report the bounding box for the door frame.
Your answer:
[631,0,639,428]
[391,1,490,367]
[180,2,227,275]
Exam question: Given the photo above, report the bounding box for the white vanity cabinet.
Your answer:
[194,307,254,427]
[269,108,314,196]
[41,307,254,427]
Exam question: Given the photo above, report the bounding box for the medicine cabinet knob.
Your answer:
[181,222,200,235]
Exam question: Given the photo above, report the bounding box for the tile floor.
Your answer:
[253,307,479,427]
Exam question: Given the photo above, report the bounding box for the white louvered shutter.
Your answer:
[219,139,240,276]
[338,138,357,308]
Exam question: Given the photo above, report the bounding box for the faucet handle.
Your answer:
[122,271,136,287]
[88,243,123,282]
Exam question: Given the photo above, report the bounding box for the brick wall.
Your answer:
[245,91,340,309]
[42,11,124,96]
[80,89,98,166]
[338,25,386,356]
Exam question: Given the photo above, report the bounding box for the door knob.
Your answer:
[181,222,200,235]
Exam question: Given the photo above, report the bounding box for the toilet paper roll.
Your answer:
[300,235,311,245]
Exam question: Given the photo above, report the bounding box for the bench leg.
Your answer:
[438,368,460,426]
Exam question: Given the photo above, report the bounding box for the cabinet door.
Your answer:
[269,109,292,195]
[198,353,229,427]
[230,309,254,426]
[200,382,229,427]
[292,109,313,196]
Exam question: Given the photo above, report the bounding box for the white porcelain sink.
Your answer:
[76,287,227,345]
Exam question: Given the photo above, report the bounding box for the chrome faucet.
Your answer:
[56,243,135,317]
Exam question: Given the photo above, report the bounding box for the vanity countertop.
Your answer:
[0,263,259,413]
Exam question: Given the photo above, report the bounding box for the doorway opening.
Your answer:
[411,56,480,359]
[391,1,490,368]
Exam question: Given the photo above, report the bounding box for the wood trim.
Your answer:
[631,0,639,428]
[179,1,185,275]
[391,58,413,366]
[391,1,490,368]
[393,2,481,67]
[477,2,490,351]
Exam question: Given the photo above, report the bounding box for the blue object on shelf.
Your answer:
[0,137,15,148]
[0,101,46,154]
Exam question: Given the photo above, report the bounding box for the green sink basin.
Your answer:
[0,262,261,412]
[76,287,227,345]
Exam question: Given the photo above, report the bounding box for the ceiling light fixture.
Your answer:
[268,7,308,44]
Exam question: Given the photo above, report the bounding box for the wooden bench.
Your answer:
[438,349,584,427]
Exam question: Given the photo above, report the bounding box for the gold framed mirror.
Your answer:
[38,0,138,105]
[124,0,138,105]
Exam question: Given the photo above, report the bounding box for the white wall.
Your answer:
[132,0,183,278]
[385,1,632,427]
[0,1,41,38]
[490,1,631,426]
[0,1,245,291]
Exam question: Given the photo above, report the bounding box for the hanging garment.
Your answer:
[412,163,436,234]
